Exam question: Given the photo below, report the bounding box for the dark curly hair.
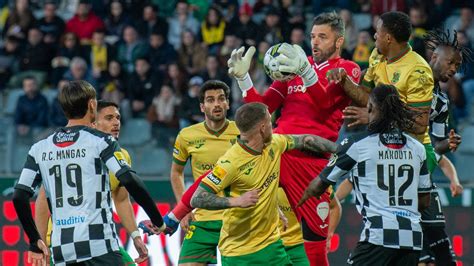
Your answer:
[424,29,473,63]
[368,84,420,134]
[380,11,412,43]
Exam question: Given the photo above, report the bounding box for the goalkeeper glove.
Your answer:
[227,46,256,96]
[276,44,318,88]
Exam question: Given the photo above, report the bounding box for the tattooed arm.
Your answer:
[191,186,259,210]
[289,134,338,154]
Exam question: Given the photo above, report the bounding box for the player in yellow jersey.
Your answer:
[35,100,148,265]
[326,11,436,173]
[168,80,239,266]
[191,102,338,265]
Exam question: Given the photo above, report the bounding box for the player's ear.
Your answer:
[200,103,205,113]
[336,36,344,50]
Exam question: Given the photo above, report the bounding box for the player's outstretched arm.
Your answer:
[170,162,186,202]
[289,134,338,154]
[191,186,259,210]
[298,178,331,207]
[326,68,370,106]
[35,186,50,244]
[335,179,353,201]
[438,155,463,197]
[116,170,165,232]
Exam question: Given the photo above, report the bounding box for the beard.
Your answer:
[313,42,337,64]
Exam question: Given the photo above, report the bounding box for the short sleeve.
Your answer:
[362,49,380,88]
[200,160,236,194]
[406,66,434,108]
[100,135,131,177]
[272,134,293,154]
[319,137,359,185]
[172,133,189,166]
[418,148,432,192]
[15,147,42,195]
[342,61,362,84]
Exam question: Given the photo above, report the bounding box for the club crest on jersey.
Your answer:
[328,154,338,167]
[54,131,80,148]
[114,151,129,167]
[173,148,180,155]
[391,72,401,84]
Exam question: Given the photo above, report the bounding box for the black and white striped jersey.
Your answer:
[320,130,431,250]
[429,83,449,140]
[15,126,131,265]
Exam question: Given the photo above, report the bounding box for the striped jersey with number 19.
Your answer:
[320,131,432,250]
[15,126,130,265]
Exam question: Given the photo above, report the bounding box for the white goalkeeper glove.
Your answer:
[227,46,256,96]
[276,44,318,87]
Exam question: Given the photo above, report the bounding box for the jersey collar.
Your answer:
[204,120,229,137]
[387,45,411,64]
[237,136,262,155]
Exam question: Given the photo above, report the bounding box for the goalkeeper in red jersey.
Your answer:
[225,12,360,266]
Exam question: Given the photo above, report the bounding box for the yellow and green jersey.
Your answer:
[173,120,240,221]
[201,134,293,256]
[364,47,434,144]
[278,188,303,247]
[46,148,132,246]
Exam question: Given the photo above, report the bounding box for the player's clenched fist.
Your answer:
[232,189,259,208]
[326,68,347,84]
[448,129,461,152]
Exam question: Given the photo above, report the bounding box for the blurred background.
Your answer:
[0,0,472,265]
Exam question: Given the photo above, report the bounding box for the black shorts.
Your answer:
[347,242,420,266]
[420,191,445,226]
[67,251,122,266]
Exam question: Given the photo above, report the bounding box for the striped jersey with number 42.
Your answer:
[320,131,431,250]
[15,126,130,265]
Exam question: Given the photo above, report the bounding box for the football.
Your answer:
[263,43,296,82]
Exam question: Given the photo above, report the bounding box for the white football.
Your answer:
[263,43,296,82]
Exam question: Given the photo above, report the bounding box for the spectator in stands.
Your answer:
[213,0,238,22]
[104,0,130,40]
[19,27,53,74]
[100,60,127,105]
[37,1,65,46]
[455,30,474,121]
[85,29,116,77]
[65,0,105,45]
[201,54,231,87]
[164,62,188,96]
[168,0,200,49]
[218,33,242,66]
[14,77,48,137]
[148,30,177,73]
[136,3,168,40]
[340,9,358,56]
[178,30,207,76]
[200,6,226,55]
[371,0,406,16]
[352,30,374,69]
[178,76,204,128]
[290,27,311,55]
[280,0,305,31]
[188,0,210,22]
[426,0,451,29]
[228,3,259,47]
[128,57,161,117]
[49,79,68,127]
[147,84,179,148]
[3,0,35,39]
[117,25,147,74]
[63,57,97,88]
[258,7,287,45]
[0,35,21,90]
[451,6,474,45]
[51,32,84,86]
[409,5,430,56]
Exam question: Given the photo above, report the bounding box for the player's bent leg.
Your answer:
[419,232,435,266]
[220,239,291,266]
[284,243,310,266]
[178,220,222,265]
[82,251,123,266]
[303,240,328,266]
[424,144,438,174]
[392,249,420,266]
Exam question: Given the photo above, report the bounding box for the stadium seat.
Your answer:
[134,147,172,176]
[458,125,474,154]
[11,143,30,174]
[353,13,372,31]
[4,89,23,116]
[120,118,151,147]
[43,89,58,105]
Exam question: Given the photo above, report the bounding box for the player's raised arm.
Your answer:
[287,134,338,154]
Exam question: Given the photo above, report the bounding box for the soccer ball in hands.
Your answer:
[263,43,297,82]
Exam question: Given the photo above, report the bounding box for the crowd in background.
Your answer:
[2,0,474,149]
